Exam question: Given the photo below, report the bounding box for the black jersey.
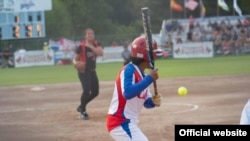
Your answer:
[76,40,102,71]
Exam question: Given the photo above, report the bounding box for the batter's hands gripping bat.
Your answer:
[141,7,158,96]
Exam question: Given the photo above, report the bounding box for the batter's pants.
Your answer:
[109,122,148,141]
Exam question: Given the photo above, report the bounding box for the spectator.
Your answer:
[166,34,173,51]
[213,29,222,54]
[222,39,232,55]
[188,15,195,31]
[2,45,14,68]
[8,44,14,61]
[186,30,193,42]
[121,43,131,65]
[165,21,173,33]
[43,42,50,51]
[237,27,247,53]
[1,48,9,68]
[176,36,183,44]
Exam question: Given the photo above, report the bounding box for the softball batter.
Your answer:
[106,36,162,141]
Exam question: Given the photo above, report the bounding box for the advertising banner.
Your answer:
[173,42,214,58]
[0,0,52,12]
[14,50,54,68]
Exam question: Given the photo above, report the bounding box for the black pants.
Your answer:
[78,70,99,112]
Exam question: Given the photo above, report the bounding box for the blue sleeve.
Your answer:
[123,65,154,99]
[144,98,155,108]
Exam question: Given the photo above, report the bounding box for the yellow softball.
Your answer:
[178,87,188,96]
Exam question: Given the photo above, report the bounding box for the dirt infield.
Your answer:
[0,75,249,141]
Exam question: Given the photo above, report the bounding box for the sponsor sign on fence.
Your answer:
[14,50,54,68]
[173,42,214,58]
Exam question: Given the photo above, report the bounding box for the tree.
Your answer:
[44,0,250,41]
[45,0,72,39]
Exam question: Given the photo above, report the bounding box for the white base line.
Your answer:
[0,108,48,113]
[165,103,199,114]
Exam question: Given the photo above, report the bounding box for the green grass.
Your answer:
[157,55,250,77]
[0,55,250,86]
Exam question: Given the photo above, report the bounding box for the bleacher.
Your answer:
[159,15,250,56]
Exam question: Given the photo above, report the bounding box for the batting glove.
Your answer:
[152,94,162,107]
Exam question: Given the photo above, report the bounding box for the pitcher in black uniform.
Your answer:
[73,28,104,120]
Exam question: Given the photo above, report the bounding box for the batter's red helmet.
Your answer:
[131,36,158,61]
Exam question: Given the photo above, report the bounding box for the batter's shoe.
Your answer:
[80,112,89,120]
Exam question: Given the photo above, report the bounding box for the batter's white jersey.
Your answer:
[240,98,250,125]
[106,63,155,140]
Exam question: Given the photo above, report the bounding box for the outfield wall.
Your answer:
[12,42,215,68]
